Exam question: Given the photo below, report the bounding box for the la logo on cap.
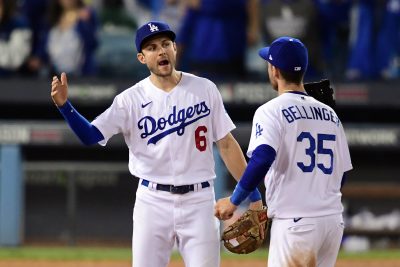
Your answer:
[148,23,159,32]
[295,67,301,71]
[269,55,273,60]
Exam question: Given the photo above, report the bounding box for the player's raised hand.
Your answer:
[51,72,68,107]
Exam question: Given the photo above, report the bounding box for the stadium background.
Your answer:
[1,0,400,266]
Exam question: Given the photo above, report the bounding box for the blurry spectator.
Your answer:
[95,0,137,29]
[176,0,260,82]
[377,0,400,79]
[19,0,49,76]
[0,0,32,77]
[94,0,144,78]
[260,0,325,80]
[118,0,152,26]
[346,0,378,80]
[314,0,351,80]
[158,0,186,32]
[36,0,99,77]
[346,0,400,80]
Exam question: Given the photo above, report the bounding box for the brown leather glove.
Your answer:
[221,207,269,254]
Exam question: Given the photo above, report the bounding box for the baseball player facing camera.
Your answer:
[215,37,353,267]
[51,21,262,267]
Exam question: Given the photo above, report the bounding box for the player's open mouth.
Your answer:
[159,60,169,66]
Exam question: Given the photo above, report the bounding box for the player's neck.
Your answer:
[150,70,182,92]
[278,81,305,95]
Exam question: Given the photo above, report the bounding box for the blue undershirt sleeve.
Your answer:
[58,100,104,146]
[230,144,277,206]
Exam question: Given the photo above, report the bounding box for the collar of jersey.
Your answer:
[285,91,308,96]
[147,72,185,96]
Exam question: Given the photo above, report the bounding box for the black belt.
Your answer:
[141,179,210,194]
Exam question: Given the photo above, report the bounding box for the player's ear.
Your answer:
[137,52,146,64]
[271,65,279,79]
[173,42,177,51]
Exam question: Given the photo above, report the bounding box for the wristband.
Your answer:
[58,100,73,113]
[230,183,251,206]
[248,188,262,202]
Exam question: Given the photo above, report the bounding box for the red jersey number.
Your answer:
[195,126,208,152]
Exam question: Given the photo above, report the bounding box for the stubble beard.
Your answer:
[149,64,173,78]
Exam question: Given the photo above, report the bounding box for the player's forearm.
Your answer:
[58,100,104,145]
[216,134,247,181]
[230,144,276,206]
[217,134,262,202]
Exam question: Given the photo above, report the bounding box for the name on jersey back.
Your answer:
[282,105,339,126]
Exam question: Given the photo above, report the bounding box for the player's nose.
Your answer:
[158,47,167,55]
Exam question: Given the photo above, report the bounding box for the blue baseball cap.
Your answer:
[258,36,308,73]
[135,21,176,52]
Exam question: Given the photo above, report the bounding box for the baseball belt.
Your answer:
[141,179,210,194]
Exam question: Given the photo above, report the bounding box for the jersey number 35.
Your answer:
[297,131,336,175]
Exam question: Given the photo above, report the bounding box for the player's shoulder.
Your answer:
[253,99,279,119]
[308,95,337,114]
[182,72,217,89]
[258,95,284,111]
[255,93,302,118]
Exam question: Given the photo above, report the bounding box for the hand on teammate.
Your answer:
[214,197,264,221]
[215,198,265,238]
[51,72,68,107]
[214,196,237,220]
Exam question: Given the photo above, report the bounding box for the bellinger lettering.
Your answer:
[281,105,340,126]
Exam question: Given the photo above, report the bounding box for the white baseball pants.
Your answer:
[132,181,220,267]
[268,214,344,267]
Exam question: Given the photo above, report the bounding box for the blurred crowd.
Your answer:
[0,0,399,82]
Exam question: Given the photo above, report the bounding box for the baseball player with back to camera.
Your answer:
[215,36,353,267]
[50,21,263,267]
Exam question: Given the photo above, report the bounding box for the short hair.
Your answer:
[279,69,304,84]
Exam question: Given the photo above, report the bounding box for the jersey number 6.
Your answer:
[296,132,336,174]
[195,126,208,152]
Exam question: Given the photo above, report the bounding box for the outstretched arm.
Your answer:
[215,144,276,220]
[216,133,263,212]
[51,73,104,145]
[216,133,246,181]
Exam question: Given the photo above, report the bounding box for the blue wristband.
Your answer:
[230,183,251,206]
[58,100,73,113]
[248,188,262,202]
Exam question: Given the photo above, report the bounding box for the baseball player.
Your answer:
[215,37,353,267]
[50,21,262,267]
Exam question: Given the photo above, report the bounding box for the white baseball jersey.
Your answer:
[247,91,352,218]
[92,72,235,185]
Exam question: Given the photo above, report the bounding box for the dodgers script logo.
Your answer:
[138,101,211,145]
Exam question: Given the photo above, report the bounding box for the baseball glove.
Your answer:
[304,79,336,109]
[222,207,269,254]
